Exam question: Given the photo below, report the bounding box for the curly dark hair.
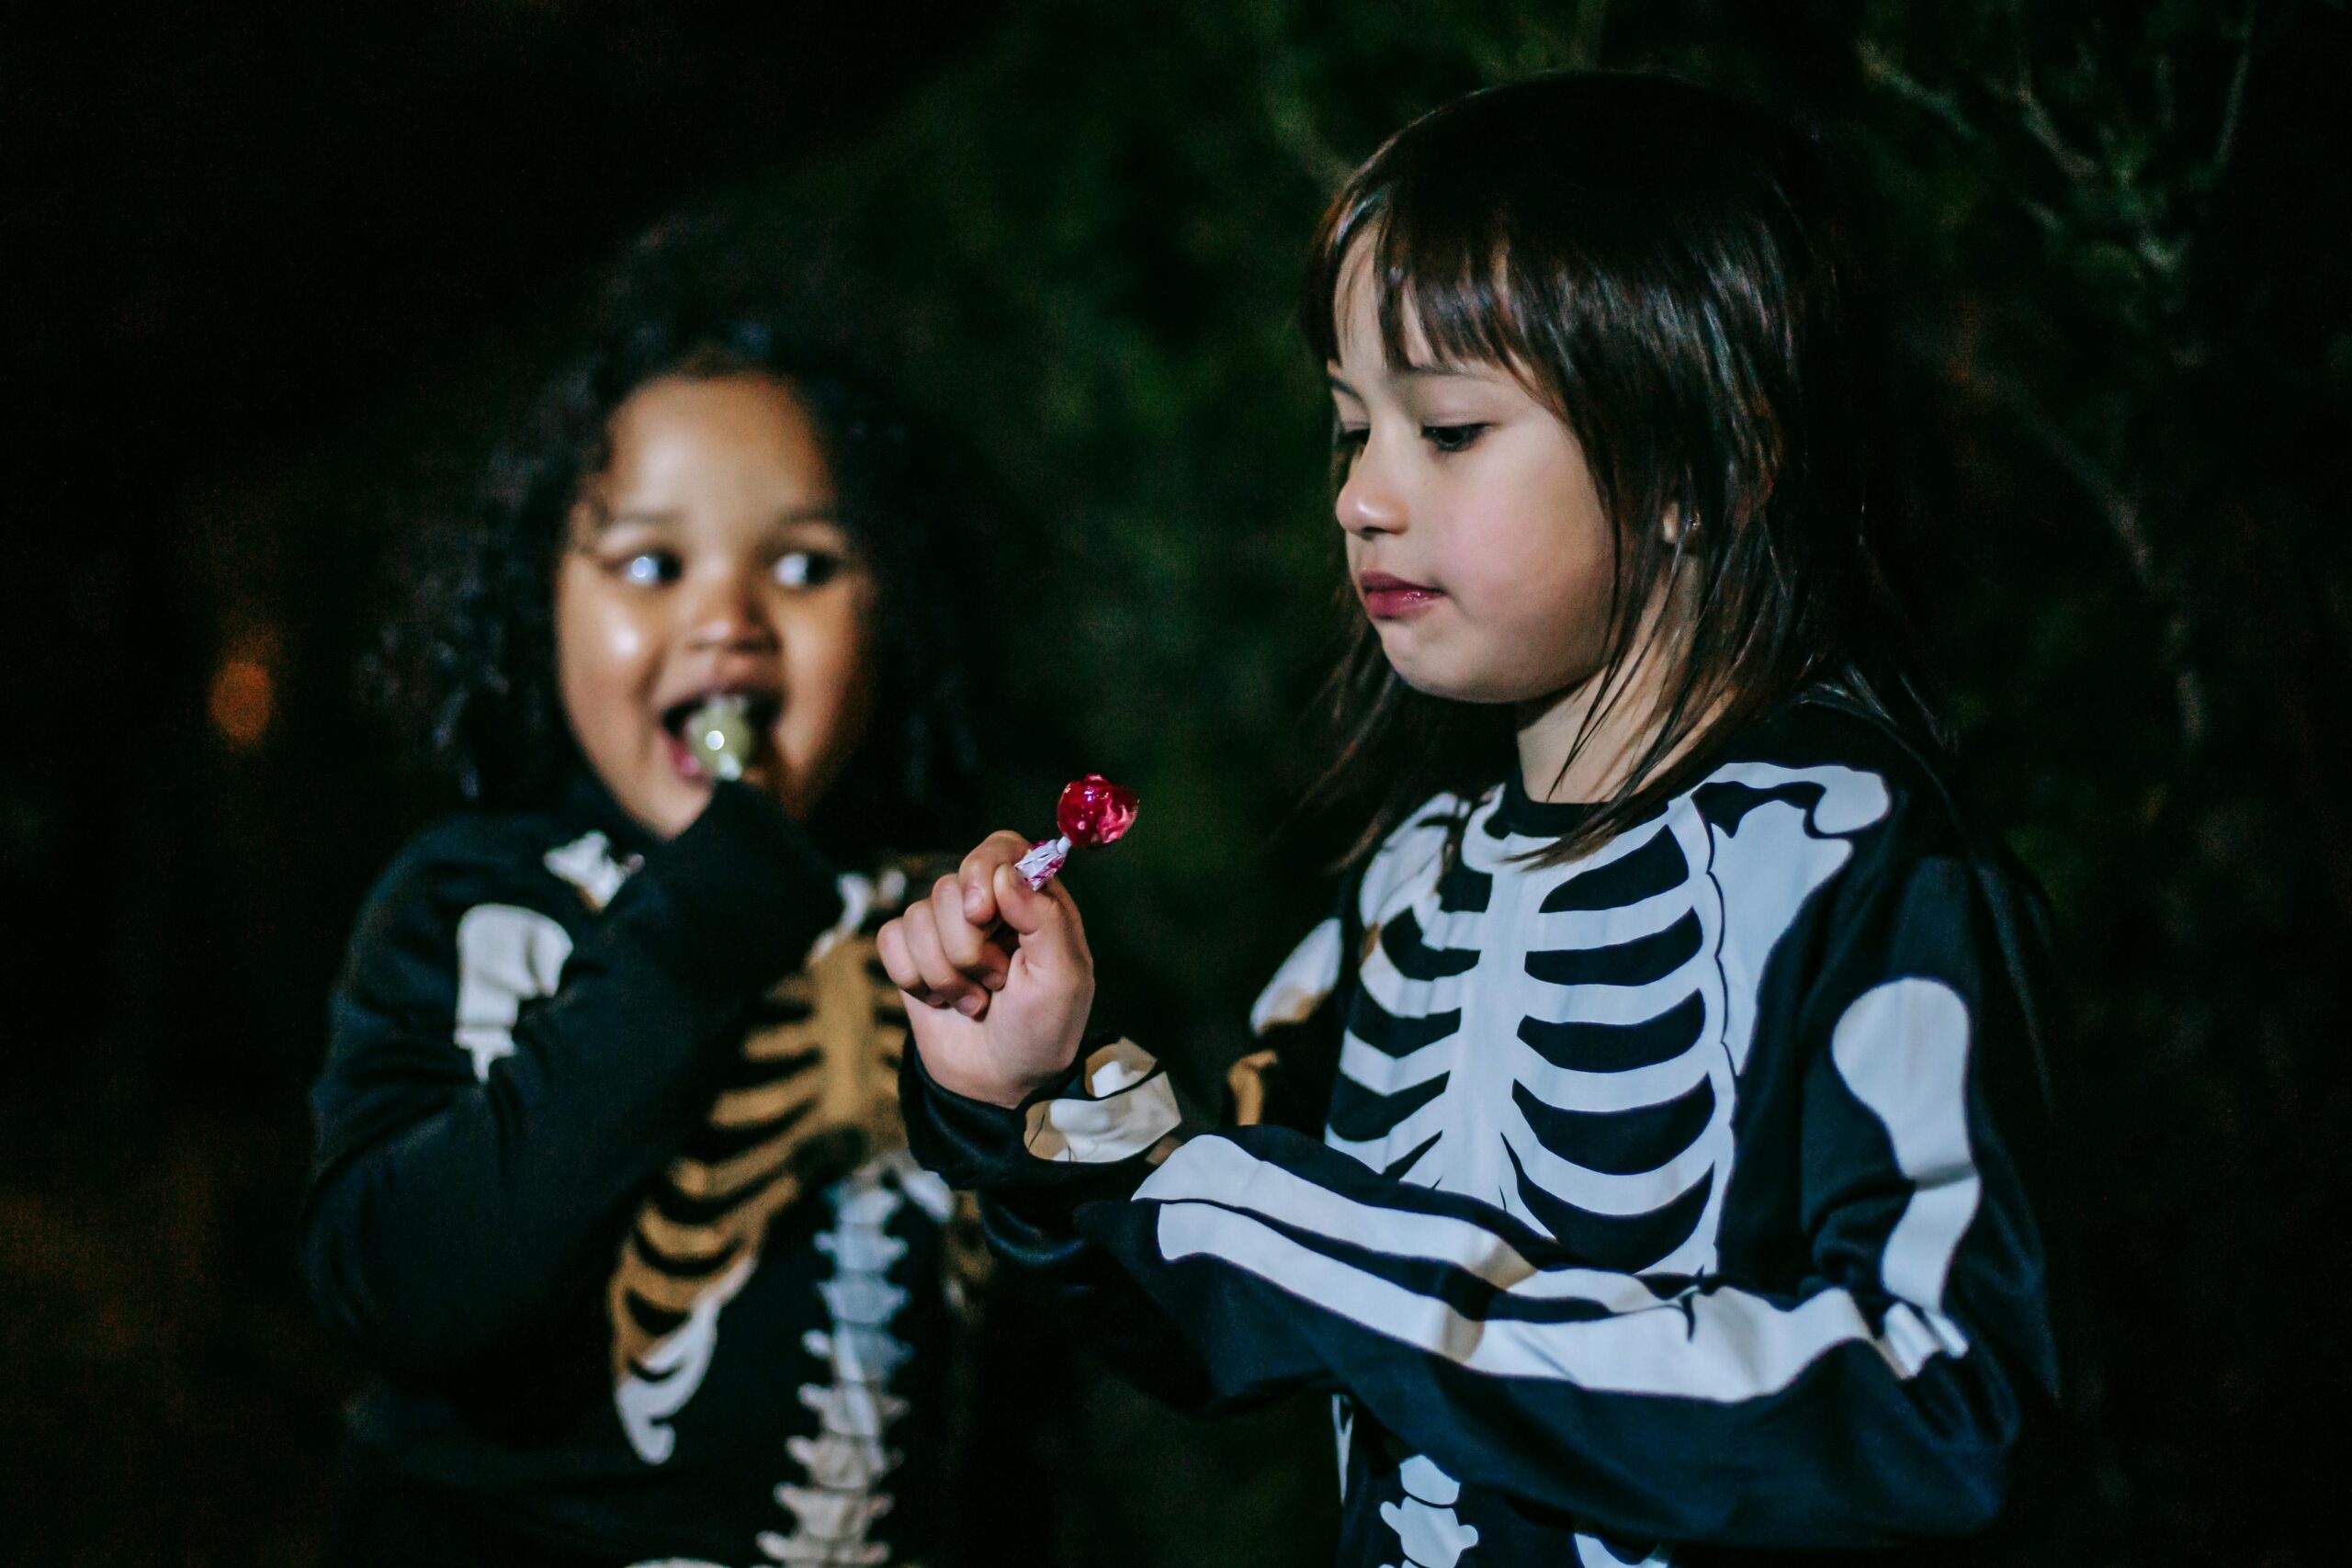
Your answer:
[375,299,978,853]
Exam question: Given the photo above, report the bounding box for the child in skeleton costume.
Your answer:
[879,77,2063,1566]
[304,304,991,1568]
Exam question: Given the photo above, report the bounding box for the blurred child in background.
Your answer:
[304,293,988,1568]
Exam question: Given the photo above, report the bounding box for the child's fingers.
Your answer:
[957,830,1038,924]
[897,902,991,1018]
[931,874,1012,991]
[875,916,940,1007]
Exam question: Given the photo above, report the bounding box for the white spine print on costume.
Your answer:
[757,1156,922,1568]
[543,830,640,910]
[1329,763,1888,1277]
[452,904,572,1079]
[1378,1455,1479,1568]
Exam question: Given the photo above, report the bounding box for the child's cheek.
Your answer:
[773,588,878,820]
[553,559,683,832]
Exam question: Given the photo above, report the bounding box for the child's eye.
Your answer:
[616,550,680,587]
[775,550,842,590]
[1331,425,1369,462]
[1421,423,1487,455]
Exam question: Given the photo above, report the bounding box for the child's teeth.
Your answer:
[685,694,754,782]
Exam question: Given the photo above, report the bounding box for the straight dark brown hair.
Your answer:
[1302,72,1934,865]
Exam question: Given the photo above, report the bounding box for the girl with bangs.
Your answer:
[878,73,2060,1564]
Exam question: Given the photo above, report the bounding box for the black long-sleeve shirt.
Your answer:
[904,698,2062,1567]
[305,773,959,1567]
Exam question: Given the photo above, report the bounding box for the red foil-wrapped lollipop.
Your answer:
[1015,774,1140,889]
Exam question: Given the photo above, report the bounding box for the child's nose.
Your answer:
[682,570,778,651]
[1335,445,1406,537]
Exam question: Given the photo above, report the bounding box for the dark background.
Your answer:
[5,2,2346,1564]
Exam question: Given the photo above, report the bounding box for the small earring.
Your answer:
[1663,510,1698,545]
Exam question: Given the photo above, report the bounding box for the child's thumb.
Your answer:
[992,863,1082,964]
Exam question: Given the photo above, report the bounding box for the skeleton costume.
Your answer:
[305,773,964,1568]
[904,697,2061,1565]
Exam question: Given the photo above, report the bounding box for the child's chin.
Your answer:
[621,775,711,841]
[1387,658,1514,706]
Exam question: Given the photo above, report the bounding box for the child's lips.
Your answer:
[1357,571,1443,618]
[663,728,711,782]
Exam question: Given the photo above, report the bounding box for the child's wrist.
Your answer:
[920,1050,1064,1111]
[913,1022,1088,1111]
[924,1059,1036,1111]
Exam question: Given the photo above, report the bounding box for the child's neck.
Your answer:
[1515,647,1687,805]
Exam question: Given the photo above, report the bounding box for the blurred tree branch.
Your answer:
[1856,2,2296,819]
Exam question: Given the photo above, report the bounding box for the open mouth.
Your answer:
[660,689,782,780]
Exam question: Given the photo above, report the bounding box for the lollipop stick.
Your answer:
[1015,835,1074,891]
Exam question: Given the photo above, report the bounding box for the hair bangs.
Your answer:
[1304,157,1543,399]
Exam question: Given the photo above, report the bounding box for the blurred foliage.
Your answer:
[12,0,2345,1563]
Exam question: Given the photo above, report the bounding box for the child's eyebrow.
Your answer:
[1326,365,1505,407]
[1389,361,1501,385]
[594,504,842,529]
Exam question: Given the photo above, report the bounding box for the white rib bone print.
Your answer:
[1329,763,1890,1280]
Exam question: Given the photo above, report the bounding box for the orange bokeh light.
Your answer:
[209,655,275,748]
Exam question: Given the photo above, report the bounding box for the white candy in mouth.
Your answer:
[686,694,757,783]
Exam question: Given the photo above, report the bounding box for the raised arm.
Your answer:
[300,784,842,1378]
